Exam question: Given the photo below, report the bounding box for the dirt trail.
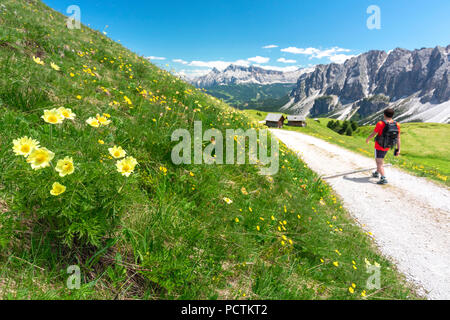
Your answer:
[271,129,450,300]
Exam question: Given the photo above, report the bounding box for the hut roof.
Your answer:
[265,113,285,122]
[287,115,306,121]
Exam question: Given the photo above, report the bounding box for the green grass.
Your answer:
[0,0,419,300]
[244,110,449,186]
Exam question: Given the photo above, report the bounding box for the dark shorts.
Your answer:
[375,149,388,159]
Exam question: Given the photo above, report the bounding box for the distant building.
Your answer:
[287,115,307,127]
[265,113,285,128]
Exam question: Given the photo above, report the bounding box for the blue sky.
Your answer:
[43,0,450,78]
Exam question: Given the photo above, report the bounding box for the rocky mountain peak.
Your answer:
[283,45,450,123]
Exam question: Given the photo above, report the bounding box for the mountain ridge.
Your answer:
[283,45,450,124]
[193,64,312,87]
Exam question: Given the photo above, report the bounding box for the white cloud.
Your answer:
[247,56,270,64]
[262,44,278,49]
[146,56,166,61]
[177,69,212,79]
[173,59,188,65]
[188,59,250,70]
[329,54,355,64]
[277,57,297,64]
[253,64,300,72]
[280,46,353,61]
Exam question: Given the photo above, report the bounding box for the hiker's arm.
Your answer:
[396,133,401,155]
[366,131,377,144]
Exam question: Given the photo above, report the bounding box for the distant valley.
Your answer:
[192,65,310,112]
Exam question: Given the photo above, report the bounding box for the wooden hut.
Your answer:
[287,115,307,127]
[265,114,285,128]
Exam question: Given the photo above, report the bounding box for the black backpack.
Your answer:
[375,120,399,149]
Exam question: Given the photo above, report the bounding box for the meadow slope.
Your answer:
[0,0,417,299]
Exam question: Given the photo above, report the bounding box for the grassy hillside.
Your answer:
[245,110,449,186]
[204,83,293,112]
[0,0,417,299]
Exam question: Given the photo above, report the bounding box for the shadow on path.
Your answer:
[342,176,377,184]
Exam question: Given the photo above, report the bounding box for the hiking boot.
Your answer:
[372,171,380,178]
[377,177,388,185]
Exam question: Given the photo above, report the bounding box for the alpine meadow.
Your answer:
[0,0,424,301]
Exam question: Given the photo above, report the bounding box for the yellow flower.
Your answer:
[361,290,366,297]
[108,146,126,159]
[241,187,248,195]
[12,136,39,157]
[58,107,76,120]
[96,114,111,126]
[116,156,138,177]
[50,182,66,196]
[26,147,55,170]
[159,166,168,175]
[348,287,354,294]
[123,95,132,105]
[256,226,260,231]
[86,117,100,128]
[333,261,339,267]
[55,157,75,177]
[42,109,64,124]
[223,197,233,204]
[50,62,60,71]
[76,95,82,100]
[189,171,195,176]
[98,139,105,144]
[70,72,75,77]
[235,217,239,223]
[32,56,44,65]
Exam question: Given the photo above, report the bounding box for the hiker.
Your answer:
[365,108,401,185]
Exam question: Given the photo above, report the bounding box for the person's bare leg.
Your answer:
[376,158,385,176]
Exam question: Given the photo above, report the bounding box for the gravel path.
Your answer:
[271,129,450,300]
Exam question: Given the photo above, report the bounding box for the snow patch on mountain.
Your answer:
[192,64,313,87]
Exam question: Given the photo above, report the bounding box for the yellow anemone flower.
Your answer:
[55,157,75,177]
[12,136,40,157]
[26,147,55,170]
[50,62,60,71]
[42,109,64,124]
[32,56,44,65]
[58,107,76,120]
[86,117,100,128]
[116,156,138,177]
[108,146,126,159]
[96,114,111,126]
[50,182,66,196]
[223,197,233,204]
